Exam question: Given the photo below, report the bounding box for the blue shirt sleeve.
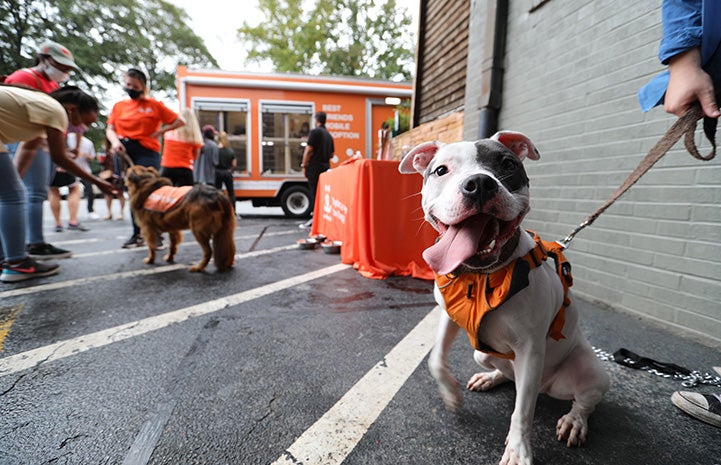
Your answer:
[658,0,702,64]
[638,0,703,111]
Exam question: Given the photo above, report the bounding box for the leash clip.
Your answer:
[556,220,590,250]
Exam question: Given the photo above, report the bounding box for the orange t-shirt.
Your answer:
[161,132,203,169]
[107,97,178,152]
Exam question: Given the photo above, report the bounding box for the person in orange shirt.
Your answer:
[160,108,203,186]
[106,68,185,249]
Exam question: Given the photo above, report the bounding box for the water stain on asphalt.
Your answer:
[384,280,433,295]
[333,291,375,305]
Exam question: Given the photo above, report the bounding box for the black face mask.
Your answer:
[124,87,143,99]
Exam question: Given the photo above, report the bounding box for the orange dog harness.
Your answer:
[435,231,573,359]
[143,185,193,212]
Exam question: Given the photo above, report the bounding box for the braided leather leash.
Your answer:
[117,150,136,169]
[558,103,718,249]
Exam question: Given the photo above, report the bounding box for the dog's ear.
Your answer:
[126,170,139,184]
[147,166,160,176]
[491,131,540,161]
[399,141,444,174]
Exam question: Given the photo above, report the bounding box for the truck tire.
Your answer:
[280,185,312,218]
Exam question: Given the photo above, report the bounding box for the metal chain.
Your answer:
[593,347,615,362]
[679,371,721,388]
[592,346,721,388]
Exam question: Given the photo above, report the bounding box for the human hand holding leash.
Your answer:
[666,47,720,118]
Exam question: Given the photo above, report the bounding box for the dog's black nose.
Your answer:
[461,174,498,200]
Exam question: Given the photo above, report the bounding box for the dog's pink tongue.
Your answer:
[423,216,489,275]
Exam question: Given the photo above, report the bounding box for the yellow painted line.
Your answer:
[0,304,22,352]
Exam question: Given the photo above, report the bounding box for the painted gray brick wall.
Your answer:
[463,0,485,140]
[464,0,721,343]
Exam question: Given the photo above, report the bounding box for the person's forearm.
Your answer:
[106,125,125,154]
[106,126,119,145]
[47,128,117,194]
[301,146,312,167]
[668,46,702,70]
[155,117,186,138]
[166,117,185,132]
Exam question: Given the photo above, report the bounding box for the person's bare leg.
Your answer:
[48,187,62,229]
[118,194,126,220]
[104,194,113,220]
[67,184,81,225]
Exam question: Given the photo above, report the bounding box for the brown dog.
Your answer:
[125,165,236,272]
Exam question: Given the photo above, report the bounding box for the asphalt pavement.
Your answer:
[0,199,719,465]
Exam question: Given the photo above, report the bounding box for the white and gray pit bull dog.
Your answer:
[399,131,609,465]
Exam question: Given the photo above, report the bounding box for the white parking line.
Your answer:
[69,229,300,259]
[0,244,297,299]
[0,263,350,377]
[272,306,439,465]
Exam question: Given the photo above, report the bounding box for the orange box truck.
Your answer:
[177,66,412,217]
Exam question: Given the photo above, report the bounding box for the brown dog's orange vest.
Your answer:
[143,185,193,212]
[435,231,573,359]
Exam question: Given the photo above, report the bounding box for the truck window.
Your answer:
[260,102,313,176]
[193,100,250,175]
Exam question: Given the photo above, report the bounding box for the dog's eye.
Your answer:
[433,165,449,176]
[502,157,518,171]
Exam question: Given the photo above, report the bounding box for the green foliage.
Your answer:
[0,0,218,98]
[385,101,411,136]
[238,0,414,81]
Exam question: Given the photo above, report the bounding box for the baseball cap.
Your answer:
[38,41,80,71]
[202,124,217,134]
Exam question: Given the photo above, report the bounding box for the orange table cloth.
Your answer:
[310,158,437,280]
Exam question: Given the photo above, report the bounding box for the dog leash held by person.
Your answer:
[558,101,717,249]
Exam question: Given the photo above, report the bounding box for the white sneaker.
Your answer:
[88,212,100,220]
[298,218,313,230]
[671,391,721,427]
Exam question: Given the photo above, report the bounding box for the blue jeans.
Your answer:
[7,142,50,245]
[0,152,28,262]
[121,139,160,236]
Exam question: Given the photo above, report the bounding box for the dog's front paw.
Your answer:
[188,264,205,272]
[467,369,507,391]
[438,377,463,411]
[556,411,588,447]
[143,257,154,264]
[500,437,532,465]
[163,253,174,263]
[428,363,462,411]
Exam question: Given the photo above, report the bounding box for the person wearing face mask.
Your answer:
[3,41,80,262]
[3,41,75,92]
[105,68,186,249]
